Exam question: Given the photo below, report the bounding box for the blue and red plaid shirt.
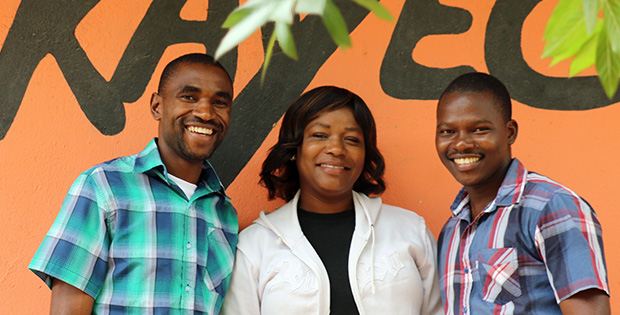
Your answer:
[437,159,609,314]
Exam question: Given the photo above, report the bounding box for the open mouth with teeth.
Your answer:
[318,164,349,170]
[187,126,214,136]
[453,157,481,165]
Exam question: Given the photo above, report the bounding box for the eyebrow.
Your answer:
[215,91,233,101]
[309,122,362,132]
[179,85,233,101]
[180,85,201,94]
[436,119,493,128]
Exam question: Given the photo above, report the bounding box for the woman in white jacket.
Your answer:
[222,86,442,315]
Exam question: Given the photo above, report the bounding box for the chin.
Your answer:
[450,175,479,187]
[182,150,214,162]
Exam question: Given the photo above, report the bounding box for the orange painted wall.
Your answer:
[0,0,617,313]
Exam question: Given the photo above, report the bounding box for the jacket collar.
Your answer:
[256,190,382,247]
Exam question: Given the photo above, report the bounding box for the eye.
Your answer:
[345,137,361,144]
[213,99,230,108]
[473,127,490,133]
[437,129,454,136]
[311,133,327,139]
[180,94,196,101]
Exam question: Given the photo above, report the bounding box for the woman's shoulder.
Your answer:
[377,202,428,227]
[372,203,437,250]
[238,212,277,239]
[237,204,296,245]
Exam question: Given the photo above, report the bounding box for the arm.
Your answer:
[30,172,110,302]
[558,288,610,315]
[419,226,443,315]
[50,278,94,315]
[535,193,610,313]
[221,248,261,315]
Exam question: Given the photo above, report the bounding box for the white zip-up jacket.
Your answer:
[222,191,442,315]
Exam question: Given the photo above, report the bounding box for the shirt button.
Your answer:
[464,268,469,274]
[186,242,192,249]
[463,307,468,313]
[185,285,191,292]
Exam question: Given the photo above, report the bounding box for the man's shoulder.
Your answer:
[81,153,140,177]
[79,139,159,177]
[513,170,593,219]
[523,171,583,200]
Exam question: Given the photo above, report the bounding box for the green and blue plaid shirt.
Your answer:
[29,139,238,314]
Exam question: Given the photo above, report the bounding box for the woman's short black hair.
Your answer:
[260,85,386,201]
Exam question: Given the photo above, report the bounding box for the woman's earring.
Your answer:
[290,155,296,161]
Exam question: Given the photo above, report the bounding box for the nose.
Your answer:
[454,132,474,151]
[193,100,216,120]
[325,138,346,156]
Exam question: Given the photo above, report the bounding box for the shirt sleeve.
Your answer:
[418,225,444,315]
[534,192,609,302]
[28,170,110,299]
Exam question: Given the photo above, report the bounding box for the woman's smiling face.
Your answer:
[297,107,366,204]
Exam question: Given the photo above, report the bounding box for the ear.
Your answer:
[506,119,518,145]
[150,92,162,121]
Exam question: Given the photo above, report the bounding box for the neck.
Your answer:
[298,191,354,214]
[465,163,511,219]
[159,153,203,185]
[467,190,496,219]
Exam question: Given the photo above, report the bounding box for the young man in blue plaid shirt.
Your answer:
[29,53,239,314]
[435,72,610,314]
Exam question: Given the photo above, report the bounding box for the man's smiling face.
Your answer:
[435,91,517,193]
[151,62,233,167]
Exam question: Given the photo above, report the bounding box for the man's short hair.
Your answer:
[440,72,512,122]
[260,86,386,201]
[158,53,232,94]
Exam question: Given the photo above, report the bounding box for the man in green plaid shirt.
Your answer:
[29,53,239,314]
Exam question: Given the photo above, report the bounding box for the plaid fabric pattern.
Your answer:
[437,159,608,315]
[29,139,238,314]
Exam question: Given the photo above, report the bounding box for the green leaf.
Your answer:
[275,22,298,60]
[582,0,600,33]
[296,0,327,14]
[351,0,394,22]
[569,31,599,76]
[595,27,620,99]
[215,3,277,59]
[235,0,276,10]
[269,0,295,24]
[602,0,620,52]
[261,30,278,84]
[544,0,581,41]
[222,8,254,28]
[542,11,589,64]
[321,0,352,50]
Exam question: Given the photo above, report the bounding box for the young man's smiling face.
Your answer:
[435,91,517,194]
[151,62,233,174]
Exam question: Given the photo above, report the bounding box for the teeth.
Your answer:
[187,126,213,135]
[320,164,345,169]
[454,157,480,165]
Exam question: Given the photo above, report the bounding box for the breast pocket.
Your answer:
[203,226,235,291]
[477,247,522,305]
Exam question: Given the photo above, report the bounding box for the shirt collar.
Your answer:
[449,158,528,216]
[133,138,229,198]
